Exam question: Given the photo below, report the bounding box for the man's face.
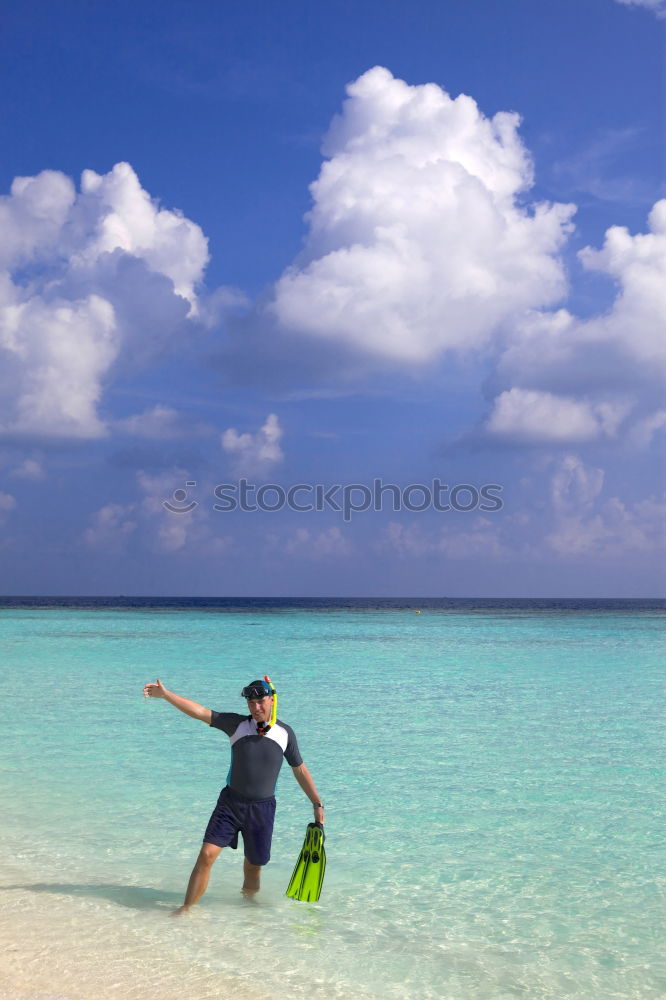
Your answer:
[247,695,273,724]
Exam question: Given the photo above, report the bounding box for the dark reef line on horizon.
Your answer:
[0,595,663,613]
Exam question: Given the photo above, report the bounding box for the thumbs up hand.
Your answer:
[143,678,166,699]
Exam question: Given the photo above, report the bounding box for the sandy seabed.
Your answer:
[0,877,263,1000]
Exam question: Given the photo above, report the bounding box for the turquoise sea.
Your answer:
[0,598,664,1000]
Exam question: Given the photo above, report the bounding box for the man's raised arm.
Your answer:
[143,678,212,724]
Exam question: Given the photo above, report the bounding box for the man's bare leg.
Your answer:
[171,843,222,916]
[241,858,262,897]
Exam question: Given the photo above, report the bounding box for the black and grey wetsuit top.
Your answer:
[210,712,303,800]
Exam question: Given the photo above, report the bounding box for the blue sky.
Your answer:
[1,0,664,596]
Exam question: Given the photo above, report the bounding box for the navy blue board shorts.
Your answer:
[203,786,276,866]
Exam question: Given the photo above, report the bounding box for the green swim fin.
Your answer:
[285,822,326,902]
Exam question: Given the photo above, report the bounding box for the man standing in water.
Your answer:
[142,677,324,915]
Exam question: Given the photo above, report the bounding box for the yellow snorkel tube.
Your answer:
[264,675,277,727]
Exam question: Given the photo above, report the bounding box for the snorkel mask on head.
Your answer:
[241,675,277,734]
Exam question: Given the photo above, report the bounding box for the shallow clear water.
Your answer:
[0,600,664,999]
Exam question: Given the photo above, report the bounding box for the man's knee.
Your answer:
[198,843,222,866]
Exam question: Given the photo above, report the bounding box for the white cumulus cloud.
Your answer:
[487,201,666,443]
[0,170,76,268]
[550,455,605,511]
[83,470,231,556]
[222,413,284,477]
[114,404,208,440]
[73,163,208,307]
[137,468,194,552]
[136,468,230,555]
[486,388,630,442]
[576,200,666,370]
[615,0,666,17]
[0,286,117,438]
[544,455,665,559]
[84,503,137,550]
[630,409,666,448]
[10,458,45,480]
[547,495,666,557]
[0,163,209,440]
[271,66,575,364]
